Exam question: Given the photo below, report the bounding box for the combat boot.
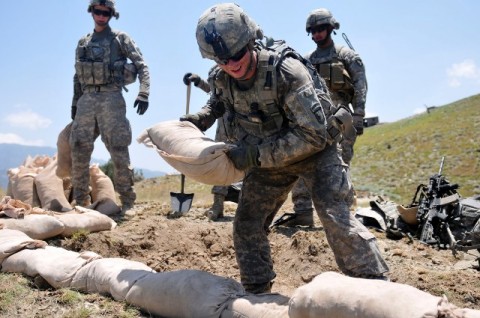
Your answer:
[282,209,314,227]
[244,281,273,294]
[120,202,136,217]
[205,194,225,221]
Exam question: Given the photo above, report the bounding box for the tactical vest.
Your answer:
[215,40,345,143]
[308,45,354,94]
[75,30,132,87]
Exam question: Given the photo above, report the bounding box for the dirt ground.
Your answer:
[55,197,480,310]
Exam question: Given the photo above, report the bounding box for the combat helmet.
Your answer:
[305,8,339,34]
[196,3,263,64]
[88,0,120,19]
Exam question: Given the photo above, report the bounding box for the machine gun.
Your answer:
[413,157,461,251]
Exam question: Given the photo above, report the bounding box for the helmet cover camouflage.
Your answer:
[196,3,263,63]
[306,8,339,33]
[88,0,119,19]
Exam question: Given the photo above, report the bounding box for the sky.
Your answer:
[1,1,479,173]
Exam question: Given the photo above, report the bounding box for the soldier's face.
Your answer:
[92,5,112,26]
[218,48,257,80]
[311,24,329,43]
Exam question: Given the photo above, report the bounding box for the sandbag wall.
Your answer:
[1,228,479,318]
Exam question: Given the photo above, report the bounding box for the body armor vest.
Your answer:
[75,30,127,87]
[215,41,346,144]
[308,45,354,97]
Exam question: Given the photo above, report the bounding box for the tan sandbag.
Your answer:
[397,204,419,225]
[10,167,41,207]
[126,269,245,318]
[54,206,116,237]
[71,258,154,301]
[88,164,120,215]
[35,158,73,212]
[56,122,73,178]
[87,198,120,216]
[6,168,18,197]
[0,214,65,240]
[288,271,443,318]
[0,229,47,264]
[0,196,32,218]
[137,120,244,186]
[1,246,101,289]
[221,293,290,318]
[23,154,52,169]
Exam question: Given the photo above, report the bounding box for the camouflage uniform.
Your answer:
[290,8,367,222]
[70,25,150,207]
[196,53,387,290]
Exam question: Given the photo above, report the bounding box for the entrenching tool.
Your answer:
[169,83,194,217]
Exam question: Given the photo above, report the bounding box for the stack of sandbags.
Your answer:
[137,120,244,186]
[0,204,116,240]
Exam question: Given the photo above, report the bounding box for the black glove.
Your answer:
[71,106,77,120]
[179,113,204,130]
[134,93,149,115]
[183,72,201,86]
[227,145,259,170]
[353,114,364,135]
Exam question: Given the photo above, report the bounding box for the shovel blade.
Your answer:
[170,192,194,214]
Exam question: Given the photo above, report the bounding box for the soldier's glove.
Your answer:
[227,145,259,171]
[183,72,201,86]
[353,114,364,135]
[71,106,77,120]
[179,113,207,131]
[134,93,149,115]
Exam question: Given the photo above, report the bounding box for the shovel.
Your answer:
[169,83,194,217]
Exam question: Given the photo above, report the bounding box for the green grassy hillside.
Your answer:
[351,94,480,203]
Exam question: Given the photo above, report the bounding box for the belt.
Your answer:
[83,85,121,93]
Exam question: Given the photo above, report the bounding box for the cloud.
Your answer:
[0,133,45,146]
[447,59,480,87]
[4,110,52,130]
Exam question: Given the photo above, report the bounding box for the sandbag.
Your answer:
[1,246,101,289]
[137,120,244,186]
[0,214,66,240]
[0,229,47,264]
[34,158,73,212]
[89,164,120,215]
[56,122,73,178]
[126,269,246,318]
[10,167,41,207]
[71,258,154,301]
[221,293,290,318]
[289,271,443,318]
[54,206,117,237]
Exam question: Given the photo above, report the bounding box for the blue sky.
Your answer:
[1,1,479,173]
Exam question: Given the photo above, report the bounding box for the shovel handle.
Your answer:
[186,83,191,115]
[181,174,186,193]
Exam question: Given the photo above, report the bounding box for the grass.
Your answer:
[351,93,480,203]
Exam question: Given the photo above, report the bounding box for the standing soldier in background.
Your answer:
[70,0,150,217]
[182,3,388,294]
[283,8,367,227]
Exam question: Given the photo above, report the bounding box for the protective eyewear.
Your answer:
[93,8,112,17]
[215,46,249,65]
[311,24,329,34]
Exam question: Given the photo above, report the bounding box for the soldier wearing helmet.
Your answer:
[70,0,150,217]
[181,3,388,294]
[284,8,368,227]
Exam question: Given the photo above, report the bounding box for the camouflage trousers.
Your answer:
[69,90,136,206]
[234,144,388,286]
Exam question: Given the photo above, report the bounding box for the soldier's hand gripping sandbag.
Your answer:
[353,114,364,135]
[226,145,259,170]
[134,93,149,115]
